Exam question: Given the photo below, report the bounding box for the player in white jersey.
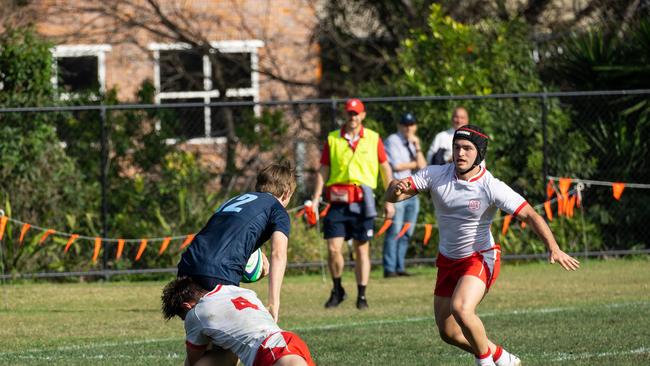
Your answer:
[385,125,580,366]
[162,276,315,366]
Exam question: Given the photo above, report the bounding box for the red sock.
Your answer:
[493,346,503,362]
[476,350,491,359]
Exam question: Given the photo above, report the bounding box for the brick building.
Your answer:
[26,0,323,191]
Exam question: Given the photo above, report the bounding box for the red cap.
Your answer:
[345,98,365,114]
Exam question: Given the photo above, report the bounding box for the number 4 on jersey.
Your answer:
[231,296,260,311]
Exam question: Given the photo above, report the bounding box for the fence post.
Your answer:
[100,105,109,279]
[541,93,548,189]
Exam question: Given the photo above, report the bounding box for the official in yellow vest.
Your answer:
[311,98,394,310]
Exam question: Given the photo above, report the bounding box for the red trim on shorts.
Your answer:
[513,201,529,217]
[185,341,208,350]
[205,284,223,297]
[407,176,418,193]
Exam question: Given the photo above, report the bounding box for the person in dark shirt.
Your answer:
[177,162,296,323]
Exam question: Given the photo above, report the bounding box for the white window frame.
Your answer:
[149,40,263,143]
[51,44,112,100]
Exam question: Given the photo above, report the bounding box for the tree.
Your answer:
[0,28,97,272]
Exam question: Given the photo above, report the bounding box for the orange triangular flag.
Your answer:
[0,216,8,240]
[158,237,172,256]
[135,239,148,261]
[612,182,625,200]
[64,234,79,253]
[376,219,393,237]
[116,239,125,259]
[559,177,572,197]
[544,201,553,221]
[557,197,565,216]
[394,223,411,240]
[92,237,102,263]
[567,195,577,217]
[501,215,512,235]
[546,180,555,200]
[423,224,432,246]
[38,229,56,245]
[19,223,31,245]
[179,234,195,251]
[319,204,331,218]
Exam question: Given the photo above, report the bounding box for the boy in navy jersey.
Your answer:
[177,163,296,322]
[163,163,314,366]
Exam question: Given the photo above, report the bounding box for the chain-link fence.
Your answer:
[1,90,649,278]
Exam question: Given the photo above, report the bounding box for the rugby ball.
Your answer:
[241,248,263,283]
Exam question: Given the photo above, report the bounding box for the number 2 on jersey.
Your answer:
[219,193,258,213]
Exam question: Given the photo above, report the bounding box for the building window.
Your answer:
[150,40,263,142]
[52,45,111,99]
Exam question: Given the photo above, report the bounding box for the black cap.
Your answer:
[453,124,489,166]
[400,112,416,125]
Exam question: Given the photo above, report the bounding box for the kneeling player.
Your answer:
[162,276,315,366]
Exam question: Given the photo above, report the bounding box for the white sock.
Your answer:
[475,353,496,366]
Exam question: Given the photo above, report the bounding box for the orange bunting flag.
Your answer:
[566,195,577,217]
[180,234,195,251]
[92,237,101,263]
[38,229,56,245]
[304,205,318,226]
[0,216,7,240]
[501,215,512,235]
[116,239,125,259]
[546,180,555,199]
[376,219,393,237]
[612,182,625,200]
[557,197,565,216]
[559,177,572,197]
[520,221,527,229]
[64,234,79,253]
[19,223,31,245]
[319,204,331,218]
[158,237,172,256]
[394,223,411,240]
[423,224,432,246]
[544,201,553,221]
[135,239,148,261]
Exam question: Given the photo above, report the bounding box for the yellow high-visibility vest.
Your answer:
[326,128,380,189]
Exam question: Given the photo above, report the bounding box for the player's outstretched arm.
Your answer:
[268,231,289,323]
[516,204,580,271]
[385,178,418,203]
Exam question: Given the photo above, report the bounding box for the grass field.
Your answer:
[0,258,649,365]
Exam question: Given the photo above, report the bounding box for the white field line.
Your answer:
[0,300,647,359]
[550,347,650,362]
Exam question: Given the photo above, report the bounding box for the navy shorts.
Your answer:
[322,204,375,241]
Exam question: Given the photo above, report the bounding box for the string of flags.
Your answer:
[1,177,647,263]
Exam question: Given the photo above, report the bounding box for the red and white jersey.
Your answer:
[410,164,527,259]
[184,285,281,366]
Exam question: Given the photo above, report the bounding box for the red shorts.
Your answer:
[434,245,501,297]
[253,331,315,366]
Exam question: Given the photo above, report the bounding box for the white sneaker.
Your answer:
[495,352,521,366]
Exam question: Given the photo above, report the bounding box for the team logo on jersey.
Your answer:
[468,200,481,211]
